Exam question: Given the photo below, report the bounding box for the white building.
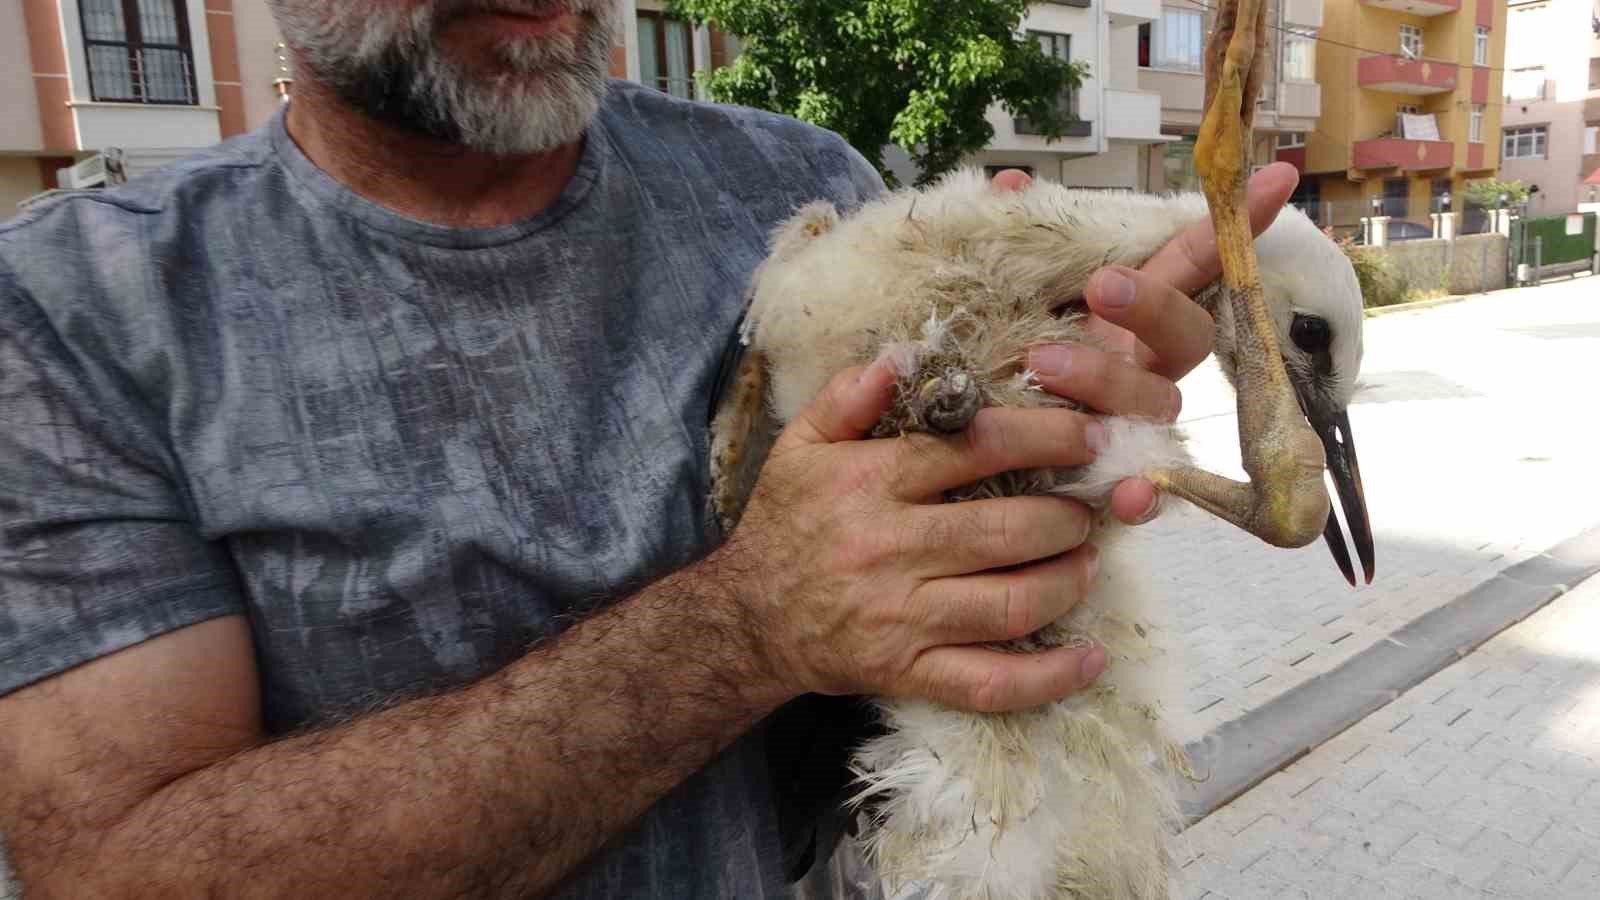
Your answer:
[1499,0,1600,214]
[611,0,1176,190]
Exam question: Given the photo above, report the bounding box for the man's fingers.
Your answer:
[1028,335,1184,420]
[906,547,1097,645]
[907,641,1109,713]
[896,496,1093,578]
[1138,161,1299,297]
[1109,478,1163,526]
[776,354,899,449]
[885,406,1101,500]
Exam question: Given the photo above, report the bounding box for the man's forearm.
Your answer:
[45,552,786,899]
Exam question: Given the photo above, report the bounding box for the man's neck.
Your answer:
[283,80,585,229]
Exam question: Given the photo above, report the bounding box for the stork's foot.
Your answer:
[912,370,982,434]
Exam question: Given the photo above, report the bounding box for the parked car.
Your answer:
[1352,220,1433,244]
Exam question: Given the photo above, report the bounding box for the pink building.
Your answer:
[1499,0,1600,213]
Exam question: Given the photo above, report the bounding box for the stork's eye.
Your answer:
[1290,314,1332,354]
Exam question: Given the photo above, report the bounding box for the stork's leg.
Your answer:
[1146,0,1330,549]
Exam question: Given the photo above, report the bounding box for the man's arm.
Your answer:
[0,356,1114,899]
[0,557,781,899]
[0,164,1300,899]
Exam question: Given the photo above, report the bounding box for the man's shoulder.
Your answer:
[0,128,275,266]
[597,80,886,207]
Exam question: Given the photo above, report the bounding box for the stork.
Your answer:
[708,0,1374,896]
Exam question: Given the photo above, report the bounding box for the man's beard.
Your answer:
[269,0,617,155]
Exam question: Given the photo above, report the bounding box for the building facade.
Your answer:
[1141,0,1327,193]
[607,1,1174,190]
[966,0,1175,190]
[1499,0,1600,214]
[1304,0,1507,233]
[1,0,288,213]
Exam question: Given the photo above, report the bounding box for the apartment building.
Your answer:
[1499,0,1600,214]
[1140,0,1327,193]
[1307,0,1507,231]
[1,0,288,211]
[609,1,1175,190]
[966,0,1175,189]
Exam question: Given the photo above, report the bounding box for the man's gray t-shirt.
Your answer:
[0,80,883,897]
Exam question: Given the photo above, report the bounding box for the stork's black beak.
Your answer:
[1306,407,1374,586]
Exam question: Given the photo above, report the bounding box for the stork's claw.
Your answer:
[913,372,982,434]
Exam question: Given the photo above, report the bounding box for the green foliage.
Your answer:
[664,0,1087,187]
[1461,178,1530,209]
[1326,228,1408,308]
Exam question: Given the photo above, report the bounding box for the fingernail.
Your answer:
[1096,270,1135,309]
[1080,645,1109,682]
[1029,344,1074,376]
[1136,492,1161,524]
[1085,420,1107,454]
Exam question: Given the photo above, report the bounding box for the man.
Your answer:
[0,0,1298,896]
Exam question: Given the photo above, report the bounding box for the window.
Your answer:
[78,0,196,104]
[1585,125,1598,155]
[1289,177,1321,224]
[1470,104,1484,143]
[1474,26,1489,65]
[1380,178,1409,218]
[1508,67,1547,100]
[1139,9,1205,71]
[1399,24,1423,59]
[1015,31,1085,136]
[1277,131,1306,148]
[1282,29,1316,81]
[1503,125,1549,158]
[637,11,695,99]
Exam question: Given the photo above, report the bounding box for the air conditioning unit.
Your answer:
[56,149,128,190]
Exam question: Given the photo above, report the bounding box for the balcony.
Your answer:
[1283,0,1324,28]
[1359,0,1460,16]
[1358,54,1459,95]
[1279,80,1321,119]
[1102,89,1167,140]
[1353,137,1454,171]
[1013,90,1093,139]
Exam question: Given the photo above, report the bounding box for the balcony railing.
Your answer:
[1353,137,1454,171]
[1359,0,1460,17]
[1013,90,1092,138]
[85,46,198,105]
[1357,54,1458,95]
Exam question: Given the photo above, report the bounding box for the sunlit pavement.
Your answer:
[1162,274,1600,897]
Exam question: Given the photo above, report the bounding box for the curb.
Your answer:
[1177,522,1600,825]
[1363,294,1473,317]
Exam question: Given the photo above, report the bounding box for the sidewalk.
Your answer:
[1175,568,1600,898]
[1143,276,1600,741]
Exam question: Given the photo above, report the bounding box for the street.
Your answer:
[1162,273,1600,898]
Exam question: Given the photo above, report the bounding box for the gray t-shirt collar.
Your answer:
[266,103,608,250]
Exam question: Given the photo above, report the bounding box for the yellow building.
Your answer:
[1302,0,1508,233]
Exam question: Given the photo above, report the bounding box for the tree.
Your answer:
[665,0,1088,187]
[1462,177,1530,209]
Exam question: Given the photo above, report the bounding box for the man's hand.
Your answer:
[991,164,1300,525]
[720,357,1109,714]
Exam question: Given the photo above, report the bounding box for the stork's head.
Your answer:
[1220,207,1373,585]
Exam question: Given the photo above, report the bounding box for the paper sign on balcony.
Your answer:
[1568,214,1584,235]
[1399,114,1441,141]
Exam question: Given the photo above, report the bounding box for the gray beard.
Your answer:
[268,0,617,155]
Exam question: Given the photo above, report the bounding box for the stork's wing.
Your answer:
[706,318,881,887]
